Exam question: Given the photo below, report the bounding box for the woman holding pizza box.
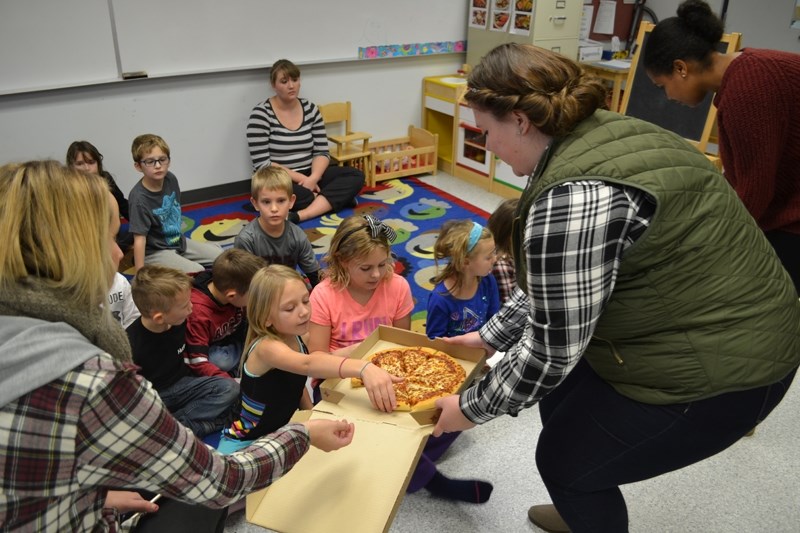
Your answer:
[432,43,800,532]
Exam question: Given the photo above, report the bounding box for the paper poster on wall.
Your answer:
[470,0,488,29]
[593,0,617,35]
[580,5,594,40]
[490,0,511,32]
[510,0,533,36]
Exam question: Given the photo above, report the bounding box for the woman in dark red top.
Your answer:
[644,0,800,292]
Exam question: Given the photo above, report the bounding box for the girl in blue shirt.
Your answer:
[427,220,500,338]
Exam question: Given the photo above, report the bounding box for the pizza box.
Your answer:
[245,326,486,533]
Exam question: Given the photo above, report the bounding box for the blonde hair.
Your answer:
[321,214,394,289]
[241,265,307,373]
[0,160,115,308]
[433,219,493,293]
[130,265,192,317]
[463,43,607,138]
[251,166,293,199]
[131,133,171,162]
[212,248,266,294]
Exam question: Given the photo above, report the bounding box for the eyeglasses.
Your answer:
[139,156,170,167]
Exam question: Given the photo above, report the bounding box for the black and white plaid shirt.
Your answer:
[461,181,654,423]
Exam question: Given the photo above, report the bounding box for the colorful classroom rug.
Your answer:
[180,177,489,334]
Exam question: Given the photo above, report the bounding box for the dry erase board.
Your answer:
[621,22,741,153]
[111,0,467,78]
[0,0,119,94]
[0,0,466,94]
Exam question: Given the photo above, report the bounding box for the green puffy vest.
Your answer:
[514,110,800,404]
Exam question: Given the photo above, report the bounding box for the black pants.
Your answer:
[292,164,364,212]
[535,358,796,533]
[132,498,228,533]
[765,229,800,295]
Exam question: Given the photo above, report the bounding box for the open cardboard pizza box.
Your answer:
[246,325,486,533]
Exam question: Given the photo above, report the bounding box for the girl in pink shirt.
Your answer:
[308,214,493,503]
[309,214,414,354]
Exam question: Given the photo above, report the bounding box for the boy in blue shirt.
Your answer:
[128,133,222,273]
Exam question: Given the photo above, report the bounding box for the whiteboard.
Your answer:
[0,0,119,94]
[112,0,467,78]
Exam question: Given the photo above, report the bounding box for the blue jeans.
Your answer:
[535,358,797,533]
[209,343,243,374]
[159,376,239,437]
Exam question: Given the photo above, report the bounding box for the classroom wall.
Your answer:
[650,0,800,51]
[0,55,463,197]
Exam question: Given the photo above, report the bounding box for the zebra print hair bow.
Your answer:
[362,214,396,243]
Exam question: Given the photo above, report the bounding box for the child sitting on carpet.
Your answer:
[308,214,494,504]
[66,140,132,250]
[234,166,321,287]
[127,265,240,437]
[487,198,518,305]
[217,264,400,454]
[185,248,266,377]
[127,133,222,273]
[426,220,500,339]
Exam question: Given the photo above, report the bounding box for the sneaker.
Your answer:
[528,504,570,533]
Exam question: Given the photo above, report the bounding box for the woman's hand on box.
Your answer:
[436,331,496,356]
[305,418,355,452]
[432,394,476,437]
[363,363,402,413]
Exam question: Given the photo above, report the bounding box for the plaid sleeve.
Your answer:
[77,357,310,507]
[462,182,652,423]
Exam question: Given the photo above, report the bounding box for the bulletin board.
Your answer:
[620,22,742,154]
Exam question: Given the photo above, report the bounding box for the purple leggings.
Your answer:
[406,431,461,492]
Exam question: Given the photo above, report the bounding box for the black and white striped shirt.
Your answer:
[247,97,330,171]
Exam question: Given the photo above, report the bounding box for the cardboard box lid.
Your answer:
[246,326,487,533]
[246,409,429,533]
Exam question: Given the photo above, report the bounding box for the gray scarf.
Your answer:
[0,277,132,363]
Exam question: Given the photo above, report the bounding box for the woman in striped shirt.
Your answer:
[247,59,364,223]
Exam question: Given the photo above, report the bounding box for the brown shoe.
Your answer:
[528,504,570,533]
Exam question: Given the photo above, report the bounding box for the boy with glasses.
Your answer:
[128,133,222,273]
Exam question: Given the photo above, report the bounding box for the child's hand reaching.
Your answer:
[361,362,403,413]
[437,331,496,356]
[304,419,355,452]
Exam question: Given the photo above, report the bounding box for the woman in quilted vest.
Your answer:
[431,42,800,533]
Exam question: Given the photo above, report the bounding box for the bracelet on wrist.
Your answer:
[359,361,372,380]
[337,357,347,379]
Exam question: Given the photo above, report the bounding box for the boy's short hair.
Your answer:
[251,166,293,199]
[212,248,267,295]
[131,265,192,317]
[131,133,170,162]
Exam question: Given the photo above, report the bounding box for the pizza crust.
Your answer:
[351,346,466,411]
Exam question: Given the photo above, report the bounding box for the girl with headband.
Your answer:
[308,214,493,503]
[427,219,500,339]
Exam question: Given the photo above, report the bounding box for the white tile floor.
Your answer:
[224,172,800,533]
